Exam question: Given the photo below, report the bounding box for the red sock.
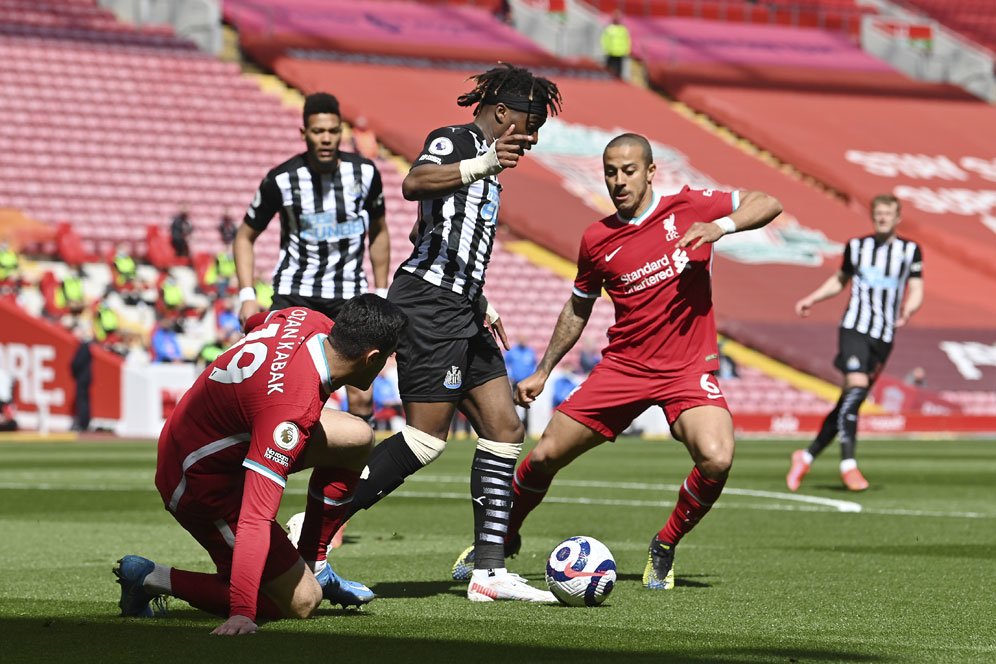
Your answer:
[658,466,727,545]
[507,452,555,540]
[296,467,361,564]
[169,569,283,619]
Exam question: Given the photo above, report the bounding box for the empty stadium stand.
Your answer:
[0,0,300,275]
[897,0,996,54]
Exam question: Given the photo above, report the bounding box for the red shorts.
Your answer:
[170,504,301,582]
[556,358,729,440]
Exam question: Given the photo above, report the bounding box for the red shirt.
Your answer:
[155,308,335,620]
[573,186,738,375]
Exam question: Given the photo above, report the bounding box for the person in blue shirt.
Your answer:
[152,321,185,363]
[504,339,537,427]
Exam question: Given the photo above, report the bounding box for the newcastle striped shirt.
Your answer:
[401,123,500,301]
[839,235,923,343]
[244,152,385,300]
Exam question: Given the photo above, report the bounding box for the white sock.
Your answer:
[471,568,507,581]
[801,451,814,465]
[840,458,858,473]
[143,564,172,595]
[309,559,327,575]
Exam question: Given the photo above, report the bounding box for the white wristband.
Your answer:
[458,141,503,185]
[486,302,500,323]
[713,216,736,235]
[238,286,256,304]
[376,287,389,298]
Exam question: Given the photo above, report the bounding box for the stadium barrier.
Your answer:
[0,298,121,431]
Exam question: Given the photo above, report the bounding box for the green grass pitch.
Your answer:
[1,437,994,663]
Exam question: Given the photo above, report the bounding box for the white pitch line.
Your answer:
[0,481,991,519]
[410,474,864,513]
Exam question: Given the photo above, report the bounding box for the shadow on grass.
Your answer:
[615,573,712,588]
[3,615,893,664]
[370,579,465,599]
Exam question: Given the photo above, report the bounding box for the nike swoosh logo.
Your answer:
[605,247,622,262]
[707,394,724,400]
[560,566,609,579]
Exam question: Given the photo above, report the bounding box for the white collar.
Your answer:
[306,334,333,393]
[616,192,661,226]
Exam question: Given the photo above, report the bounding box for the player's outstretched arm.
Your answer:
[896,277,924,327]
[795,271,849,317]
[368,213,391,295]
[517,294,595,407]
[234,222,264,326]
[679,190,783,250]
[402,124,532,201]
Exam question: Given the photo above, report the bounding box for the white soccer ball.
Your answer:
[545,536,617,607]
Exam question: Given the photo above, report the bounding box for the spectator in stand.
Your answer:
[349,116,379,161]
[505,338,537,427]
[0,241,20,294]
[215,296,241,337]
[152,319,185,363]
[57,267,88,317]
[93,302,122,352]
[579,336,601,375]
[109,244,138,295]
[70,325,94,432]
[904,366,927,388]
[717,340,739,380]
[219,209,238,246]
[158,272,186,317]
[204,250,237,298]
[601,11,631,79]
[551,365,581,409]
[372,356,403,432]
[170,207,193,258]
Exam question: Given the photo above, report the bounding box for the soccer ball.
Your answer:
[545,536,617,607]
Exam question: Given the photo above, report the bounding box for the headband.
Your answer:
[481,92,547,119]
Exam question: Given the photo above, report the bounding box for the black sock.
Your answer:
[471,449,516,570]
[347,432,423,517]
[838,387,868,461]
[808,398,843,457]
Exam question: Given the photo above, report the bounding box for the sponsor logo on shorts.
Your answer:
[273,421,300,451]
[846,355,861,371]
[264,447,291,467]
[443,365,463,390]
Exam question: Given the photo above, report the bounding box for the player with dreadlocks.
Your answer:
[294,64,562,602]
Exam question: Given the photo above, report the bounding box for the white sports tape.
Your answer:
[401,425,447,465]
[476,438,522,460]
[713,216,736,235]
[458,142,503,185]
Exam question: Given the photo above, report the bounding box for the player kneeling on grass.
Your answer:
[452,133,782,590]
[114,295,407,636]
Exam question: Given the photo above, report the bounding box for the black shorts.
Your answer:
[389,272,507,402]
[271,293,348,320]
[834,328,892,378]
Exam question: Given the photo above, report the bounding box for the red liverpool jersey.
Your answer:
[155,307,335,619]
[573,186,738,374]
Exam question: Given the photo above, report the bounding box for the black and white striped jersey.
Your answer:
[244,152,385,300]
[400,123,500,301]
[839,235,923,343]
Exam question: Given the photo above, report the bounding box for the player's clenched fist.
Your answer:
[515,372,547,407]
[494,124,535,169]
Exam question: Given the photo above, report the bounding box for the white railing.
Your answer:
[510,0,607,63]
[860,14,995,102]
[97,0,222,54]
